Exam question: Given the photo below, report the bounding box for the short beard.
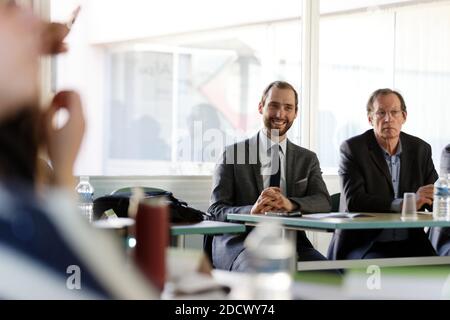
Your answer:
[263,118,292,137]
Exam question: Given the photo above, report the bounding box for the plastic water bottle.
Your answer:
[433,173,450,220]
[244,221,295,299]
[75,176,94,222]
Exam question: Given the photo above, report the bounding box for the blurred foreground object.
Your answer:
[0,183,157,299]
[244,221,295,299]
[135,196,169,292]
[0,5,40,117]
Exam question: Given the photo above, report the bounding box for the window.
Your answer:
[51,0,302,175]
[317,0,450,174]
[51,0,449,176]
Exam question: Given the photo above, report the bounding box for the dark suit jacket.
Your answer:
[208,133,331,270]
[328,130,438,260]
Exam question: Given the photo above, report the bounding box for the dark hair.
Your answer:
[0,106,41,183]
[366,88,407,115]
[260,81,298,110]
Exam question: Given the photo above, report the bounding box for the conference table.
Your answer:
[171,220,246,247]
[227,212,450,271]
[93,218,246,248]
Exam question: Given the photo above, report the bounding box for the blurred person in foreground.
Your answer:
[0,4,156,299]
[0,0,74,117]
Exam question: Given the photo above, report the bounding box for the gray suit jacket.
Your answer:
[208,133,331,270]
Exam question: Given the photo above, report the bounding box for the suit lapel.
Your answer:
[367,130,394,195]
[249,133,263,194]
[286,139,296,197]
[398,133,409,195]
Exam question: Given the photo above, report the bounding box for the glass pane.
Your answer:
[395,3,450,172]
[51,0,302,175]
[317,0,450,174]
[108,51,172,161]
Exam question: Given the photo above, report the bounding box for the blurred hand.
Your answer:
[43,91,85,188]
[40,6,80,55]
[416,184,434,209]
[40,22,70,54]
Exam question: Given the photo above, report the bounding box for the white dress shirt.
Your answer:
[258,130,287,196]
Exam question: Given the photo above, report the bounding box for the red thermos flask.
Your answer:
[134,196,169,291]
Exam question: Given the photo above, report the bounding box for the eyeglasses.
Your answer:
[373,109,404,119]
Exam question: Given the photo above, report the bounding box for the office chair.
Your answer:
[331,193,340,212]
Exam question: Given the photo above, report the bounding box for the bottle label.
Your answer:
[79,192,94,202]
[435,186,449,197]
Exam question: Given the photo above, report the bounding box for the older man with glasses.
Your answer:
[328,88,439,260]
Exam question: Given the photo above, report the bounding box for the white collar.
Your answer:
[259,129,287,156]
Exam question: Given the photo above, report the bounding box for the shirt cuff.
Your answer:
[390,198,403,213]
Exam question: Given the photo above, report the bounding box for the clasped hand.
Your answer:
[251,187,297,214]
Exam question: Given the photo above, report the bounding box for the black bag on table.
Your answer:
[93,187,210,223]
